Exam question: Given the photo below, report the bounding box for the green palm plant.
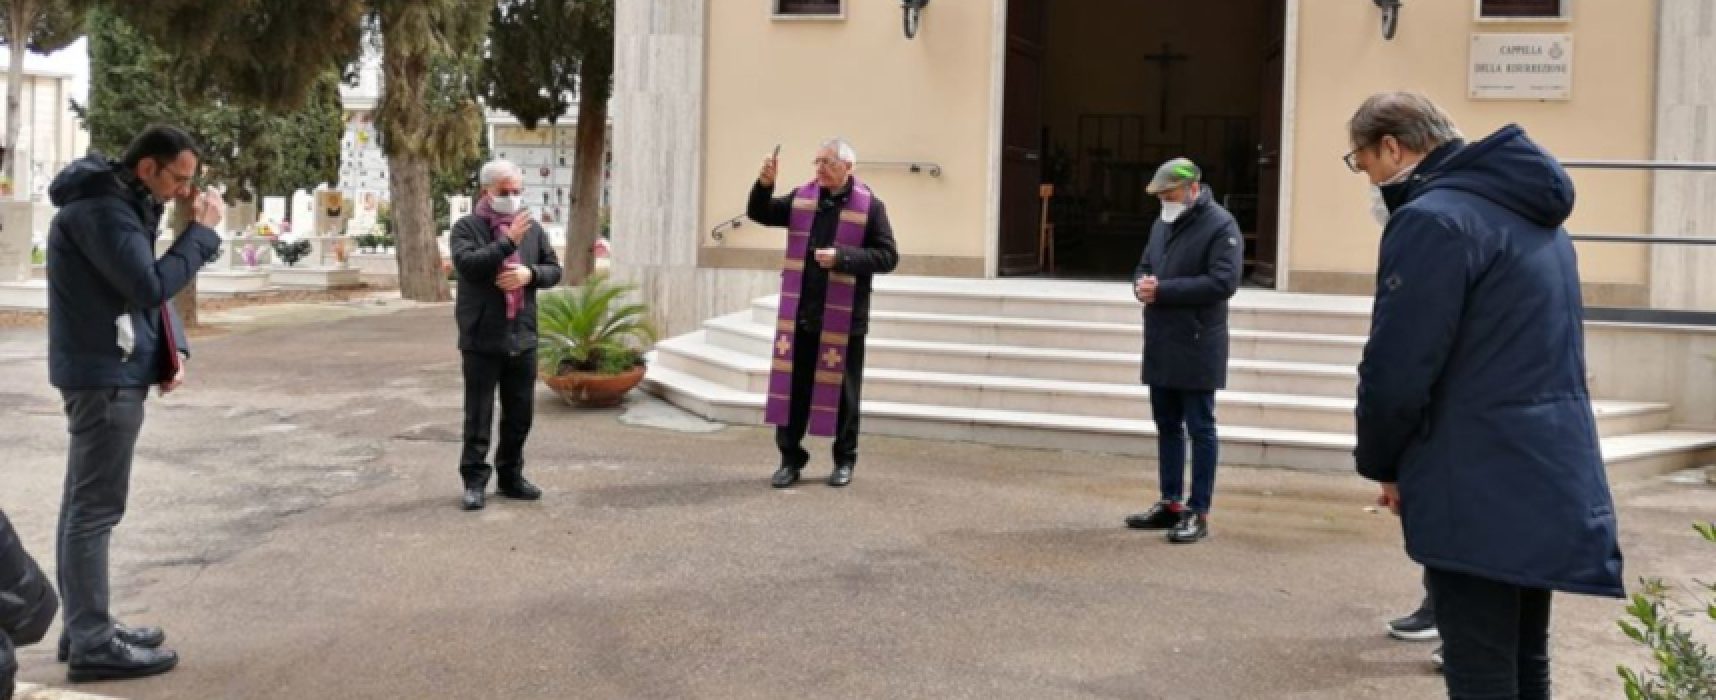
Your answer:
[537,273,657,376]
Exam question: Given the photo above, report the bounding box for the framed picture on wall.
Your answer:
[773,0,843,20]
[1476,0,1570,22]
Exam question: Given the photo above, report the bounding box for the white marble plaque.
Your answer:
[1470,34,1573,100]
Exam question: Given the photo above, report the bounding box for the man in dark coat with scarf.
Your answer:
[1346,91,1623,697]
[747,138,899,489]
[1124,157,1243,544]
[449,159,564,511]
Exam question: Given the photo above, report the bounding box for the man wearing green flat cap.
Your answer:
[1124,157,1243,544]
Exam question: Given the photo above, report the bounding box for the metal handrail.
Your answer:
[1561,160,1716,171]
[858,160,943,177]
[1559,160,1716,246]
[1570,234,1716,246]
[710,215,745,243]
[1556,159,1716,324]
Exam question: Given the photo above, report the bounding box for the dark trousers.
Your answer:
[776,325,865,469]
[1149,387,1219,514]
[1426,567,1553,700]
[55,388,147,657]
[460,349,537,488]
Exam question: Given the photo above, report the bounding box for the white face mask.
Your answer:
[490,194,523,216]
[1369,187,1392,227]
[1160,200,1187,223]
[1366,157,1420,228]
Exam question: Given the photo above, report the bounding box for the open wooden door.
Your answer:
[998,0,1046,275]
[1252,0,1287,286]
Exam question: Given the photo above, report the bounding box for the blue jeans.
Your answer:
[1149,387,1218,514]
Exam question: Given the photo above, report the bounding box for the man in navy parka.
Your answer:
[1345,92,1623,698]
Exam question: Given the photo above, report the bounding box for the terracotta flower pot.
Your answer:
[541,363,646,408]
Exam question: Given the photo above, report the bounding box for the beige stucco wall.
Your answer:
[694,1,1661,301]
[700,0,998,272]
[1288,0,1658,303]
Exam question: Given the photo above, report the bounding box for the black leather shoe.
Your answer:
[1124,500,1183,530]
[771,466,801,488]
[498,478,542,501]
[828,464,854,488]
[1167,512,1209,544]
[461,487,486,511]
[67,637,179,683]
[59,623,165,662]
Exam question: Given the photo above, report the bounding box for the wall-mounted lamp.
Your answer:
[902,0,930,40]
[1374,0,1402,41]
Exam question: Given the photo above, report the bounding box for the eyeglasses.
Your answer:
[1342,148,1365,173]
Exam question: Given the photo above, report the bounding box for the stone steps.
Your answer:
[644,362,1716,475]
[695,316,1360,397]
[654,333,1670,439]
[748,300,1368,365]
[643,277,1716,479]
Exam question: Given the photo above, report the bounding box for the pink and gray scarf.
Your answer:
[474,195,525,320]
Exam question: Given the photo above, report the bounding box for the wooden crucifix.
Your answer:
[1143,42,1190,132]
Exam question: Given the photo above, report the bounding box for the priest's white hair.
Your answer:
[820,138,858,166]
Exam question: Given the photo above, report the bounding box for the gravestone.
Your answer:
[291,189,316,236]
[315,190,346,236]
[263,196,288,229]
[228,200,258,236]
[447,195,473,224]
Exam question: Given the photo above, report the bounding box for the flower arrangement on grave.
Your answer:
[255,221,276,238]
[272,238,312,267]
[241,244,259,268]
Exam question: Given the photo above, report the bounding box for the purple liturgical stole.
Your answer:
[763,178,872,436]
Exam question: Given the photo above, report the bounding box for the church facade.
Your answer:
[615,0,1714,336]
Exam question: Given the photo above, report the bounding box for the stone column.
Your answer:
[0,201,34,282]
[611,0,778,338]
[1650,0,1716,311]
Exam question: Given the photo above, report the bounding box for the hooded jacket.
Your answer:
[1355,125,1623,597]
[46,154,222,389]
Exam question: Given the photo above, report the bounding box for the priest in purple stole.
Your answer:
[747,138,899,488]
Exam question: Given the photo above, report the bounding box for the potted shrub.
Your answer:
[537,273,657,408]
